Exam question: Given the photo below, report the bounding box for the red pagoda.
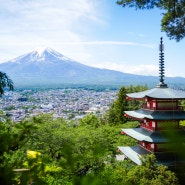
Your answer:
[118,38,185,167]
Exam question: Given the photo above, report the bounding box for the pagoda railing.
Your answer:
[140,123,155,131]
[139,142,154,152]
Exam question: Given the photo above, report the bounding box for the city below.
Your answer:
[0,88,117,122]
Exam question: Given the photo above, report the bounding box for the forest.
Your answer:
[0,85,182,185]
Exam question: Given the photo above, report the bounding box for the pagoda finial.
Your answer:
[156,37,168,88]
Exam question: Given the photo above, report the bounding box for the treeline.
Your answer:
[0,85,179,185]
[15,84,122,92]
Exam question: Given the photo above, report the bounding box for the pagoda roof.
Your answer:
[122,128,168,143]
[118,146,184,166]
[126,87,185,100]
[125,109,185,120]
[118,146,150,165]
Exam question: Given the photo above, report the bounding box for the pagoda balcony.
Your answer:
[142,104,183,111]
[139,142,155,152]
[140,123,155,131]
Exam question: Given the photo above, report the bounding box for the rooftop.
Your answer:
[126,87,185,100]
[118,146,185,166]
[125,109,185,120]
[122,128,168,143]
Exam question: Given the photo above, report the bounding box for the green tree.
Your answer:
[126,154,179,185]
[0,119,15,185]
[108,86,128,124]
[117,0,185,41]
[0,71,14,96]
[107,85,147,125]
[79,113,100,127]
[99,154,179,185]
[0,118,34,185]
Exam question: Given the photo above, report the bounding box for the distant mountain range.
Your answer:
[0,47,185,88]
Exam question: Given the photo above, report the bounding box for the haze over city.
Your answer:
[1,0,184,77]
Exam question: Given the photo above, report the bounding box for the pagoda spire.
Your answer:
[156,37,168,88]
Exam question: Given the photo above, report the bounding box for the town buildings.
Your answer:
[0,89,117,122]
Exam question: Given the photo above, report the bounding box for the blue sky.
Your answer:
[0,0,184,77]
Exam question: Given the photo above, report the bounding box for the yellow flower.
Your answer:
[27,150,41,159]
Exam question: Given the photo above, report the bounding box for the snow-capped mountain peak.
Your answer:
[34,46,50,58]
[30,47,72,62]
[10,47,72,64]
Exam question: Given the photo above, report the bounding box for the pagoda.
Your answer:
[118,38,185,167]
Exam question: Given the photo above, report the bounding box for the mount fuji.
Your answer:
[0,47,183,88]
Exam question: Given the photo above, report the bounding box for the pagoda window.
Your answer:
[150,143,154,148]
[147,102,150,108]
[149,143,156,152]
[153,102,156,108]
[145,100,157,109]
[152,121,156,129]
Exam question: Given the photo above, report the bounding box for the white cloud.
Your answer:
[92,62,159,76]
[0,0,105,61]
[58,41,155,48]
[0,0,95,38]
[90,62,175,77]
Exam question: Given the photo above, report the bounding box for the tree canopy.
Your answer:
[0,112,179,184]
[0,71,14,96]
[107,85,147,125]
[117,0,185,41]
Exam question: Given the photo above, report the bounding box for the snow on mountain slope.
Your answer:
[10,47,73,64]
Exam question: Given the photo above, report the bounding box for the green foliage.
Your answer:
[0,120,13,155]
[79,113,100,127]
[107,86,128,124]
[107,85,147,125]
[0,118,29,185]
[0,111,180,184]
[98,154,179,185]
[0,71,14,96]
[117,0,185,41]
[10,114,138,184]
[0,153,16,185]
[125,154,179,185]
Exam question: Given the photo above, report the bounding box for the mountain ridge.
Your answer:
[0,48,185,88]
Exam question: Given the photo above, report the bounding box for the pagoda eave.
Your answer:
[118,146,150,165]
[124,110,185,120]
[118,146,185,167]
[122,128,168,143]
[126,87,185,100]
